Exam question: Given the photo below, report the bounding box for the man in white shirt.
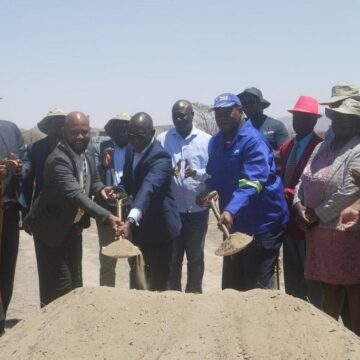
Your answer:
[94,113,131,287]
[157,100,211,293]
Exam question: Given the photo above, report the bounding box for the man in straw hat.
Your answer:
[23,108,66,217]
[199,93,288,291]
[24,112,122,306]
[237,87,289,161]
[0,105,29,334]
[321,85,360,141]
[279,96,323,307]
[94,113,131,287]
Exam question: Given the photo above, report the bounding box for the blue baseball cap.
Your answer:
[210,93,242,111]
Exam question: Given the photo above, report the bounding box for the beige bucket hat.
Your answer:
[325,98,360,119]
[104,112,131,137]
[37,108,67,135]
[320,84,360,105]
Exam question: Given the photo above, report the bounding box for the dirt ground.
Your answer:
[6,213,230,325]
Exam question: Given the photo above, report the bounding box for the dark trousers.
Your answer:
[34,226,83,307]
[0,203,20,332]
[129,241,172,291]
[168,210,209,293]
[283,234,323,309]
[222,226,285,291]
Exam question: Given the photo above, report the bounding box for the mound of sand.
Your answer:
[1,287,360,359]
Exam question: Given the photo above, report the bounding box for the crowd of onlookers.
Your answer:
[1,84,360,336]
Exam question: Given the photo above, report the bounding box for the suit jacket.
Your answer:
[118,140,181,244]
[22,136,53,211]
[0,119,30,205]
[279,133,323,239]
[24,142,110,247]
[294,136,360,231]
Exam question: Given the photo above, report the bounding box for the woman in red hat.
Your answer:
[294,98,360,335]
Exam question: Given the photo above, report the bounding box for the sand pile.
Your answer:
[1,287,360,360]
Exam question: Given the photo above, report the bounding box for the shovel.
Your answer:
[101,199,141,259]
[206,191,253,256]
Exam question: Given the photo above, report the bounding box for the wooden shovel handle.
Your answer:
[209,199,230,238]
[117,199,123,221]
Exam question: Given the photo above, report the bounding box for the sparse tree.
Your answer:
[192,102,218,135]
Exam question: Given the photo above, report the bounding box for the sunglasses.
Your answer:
[128,132,149,140]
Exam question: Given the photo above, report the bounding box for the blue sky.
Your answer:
[0,0,359,130]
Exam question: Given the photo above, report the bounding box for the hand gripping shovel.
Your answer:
[206,191,253,256]
[101,199,141,259]
[101,199,148,290]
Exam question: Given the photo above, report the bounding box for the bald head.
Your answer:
[64,111,89,129]
[128,112,155,152]
[63,111,91,154]
[172,99,194,138]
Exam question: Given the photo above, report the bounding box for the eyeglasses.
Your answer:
[128,132,149,140]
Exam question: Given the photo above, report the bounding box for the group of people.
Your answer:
[1,84,360,336]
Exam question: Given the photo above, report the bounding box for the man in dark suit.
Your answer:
[0,118,29,335]
[24,112,121,306]
[94,113,131,287]
[117,112,181,291]
[22,108,66,217]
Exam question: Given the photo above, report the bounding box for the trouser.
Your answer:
[129,241,172,291]
[168,210,209,293]
[96,219,117,287]
[222,225,285,291]
[0,203,20,332]
[34,226,83,307]
[283,234,323,309]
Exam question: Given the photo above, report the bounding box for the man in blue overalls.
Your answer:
[199,93,289,291]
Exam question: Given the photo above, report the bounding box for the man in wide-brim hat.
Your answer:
[320,84,360,107]
[237,87,289,152]
[23,108,67,212]
[37,108,66,136]
[94,112,131,287]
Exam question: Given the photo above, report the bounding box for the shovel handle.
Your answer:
[209,199,230,238]
[117,199,123,221]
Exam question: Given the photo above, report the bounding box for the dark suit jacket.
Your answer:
[24,142,110,247]
[279,132,323,239]
[0,119,30,205]
[118,141,181,244]
[22,136,53,211]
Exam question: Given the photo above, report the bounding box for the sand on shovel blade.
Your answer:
[101,238,141,259]
[215,232,253,256]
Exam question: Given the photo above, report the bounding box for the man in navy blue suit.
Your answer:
[0,117,29,335]
[116,112,181,291]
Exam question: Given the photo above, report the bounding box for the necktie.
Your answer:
[283,142,298,188]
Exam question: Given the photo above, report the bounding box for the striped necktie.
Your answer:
[283,142,299,188]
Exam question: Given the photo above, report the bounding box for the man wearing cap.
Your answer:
[199,93,288,291]
[94,113,131,287]
[279,96,323,306]
[157,100,211,293]
[237,87,289,155]
[23,108,66,216]
[321,85,360,141]
[0,116,29,335]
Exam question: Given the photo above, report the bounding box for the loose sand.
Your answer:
[1,287,360,360]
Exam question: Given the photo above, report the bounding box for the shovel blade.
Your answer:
[215,232,253,256]
[102,238,141,259]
